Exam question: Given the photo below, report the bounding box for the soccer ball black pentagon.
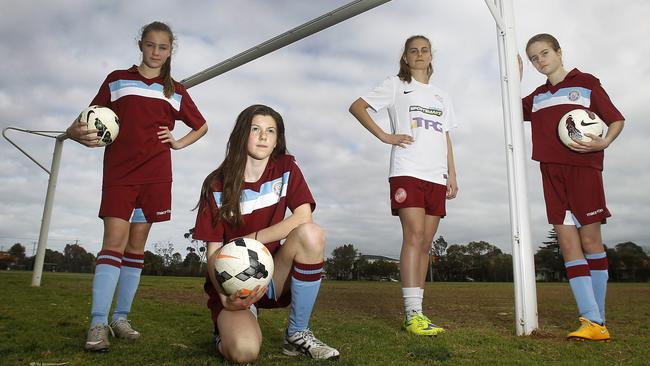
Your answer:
[78,105,120,146]
[213,238,274,296]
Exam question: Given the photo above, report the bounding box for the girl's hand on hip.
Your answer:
[380,132,414,148]
[158,126,181,150]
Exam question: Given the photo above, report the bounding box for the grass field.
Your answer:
[1,271,649,365]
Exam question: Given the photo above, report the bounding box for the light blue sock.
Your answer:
[585,252,608,322]
[112,264,143,321]
[565,259,602,324]
[90,251,122,328]
[287,262,323,336]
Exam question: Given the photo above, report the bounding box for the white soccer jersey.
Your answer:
[362,76,457,185]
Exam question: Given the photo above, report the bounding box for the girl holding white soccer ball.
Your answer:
[65,21,208,352]
[193,104,339,363]
[521,33,624,341]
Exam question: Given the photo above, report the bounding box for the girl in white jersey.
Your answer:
[349,35,458,336]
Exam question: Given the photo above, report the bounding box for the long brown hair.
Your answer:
[198,104,287,227]
[397,35,433,83]
[140,21,176,98]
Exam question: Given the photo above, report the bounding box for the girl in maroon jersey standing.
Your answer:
[194,104,339,363]
[521,33,624,341]
[66,21,208,351]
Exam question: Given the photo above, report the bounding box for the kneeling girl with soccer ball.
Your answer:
[193,104,340,363]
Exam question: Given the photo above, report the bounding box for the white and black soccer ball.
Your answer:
[213,238,274,297]
[78,105,120,146]
[558,108,605,147]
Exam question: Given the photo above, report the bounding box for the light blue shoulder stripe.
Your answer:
[108,79,182,103]
[212,171,291,208]
[532,87,591,104]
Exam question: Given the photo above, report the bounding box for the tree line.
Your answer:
[0,237,207,277]
[325,231,650,282]
[2,229,648,282]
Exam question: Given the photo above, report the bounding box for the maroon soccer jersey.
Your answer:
[193,154,315,255]
[522,68,624,170]
[90,66,206,187]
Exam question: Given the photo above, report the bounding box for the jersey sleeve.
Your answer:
[285,157,316,212]
[443,93,458,131]
[361,77,396,113]
[588,77,625,125]
[192,192,225,242]
[89,73,113,108]
[176,85,207,130]
[522,93,533,122]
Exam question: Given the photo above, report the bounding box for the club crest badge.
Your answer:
[394,188,407,203]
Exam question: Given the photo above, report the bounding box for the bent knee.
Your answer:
[221,338,260,364]
[296,223,325,244]
[294,223,325,252]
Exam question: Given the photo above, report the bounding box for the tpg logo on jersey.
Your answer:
[409,105,443,132]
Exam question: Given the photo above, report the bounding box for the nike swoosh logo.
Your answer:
[86,341,103,345]
[403,90,414,94]
[581,121,599,126]
[600,329,608,334]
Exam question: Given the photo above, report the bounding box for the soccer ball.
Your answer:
[78,105,120,146]
[558,109,605,147]
[213,238,274,297]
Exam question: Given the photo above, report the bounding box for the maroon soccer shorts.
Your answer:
[389,176,447,217]
[99,182,172,223]
[540,163,610,226]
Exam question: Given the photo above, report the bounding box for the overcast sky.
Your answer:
[1,0,648,261]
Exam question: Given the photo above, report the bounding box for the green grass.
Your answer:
[1,271,649,365]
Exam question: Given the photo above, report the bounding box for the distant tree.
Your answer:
[171,252,183,266]
[183,250,202,276]
[541,228,560,253]
[44,249,65,271]
[614,242,649,282]
[62,244,95,273]
[534,228,564,281]
[154,241,175,268]
[143,250,164,276]
[431,236,448,257]
[464,241,503,281]
[428,236,449,281]
[185,227,207,275]
[363,260,399,279]
[8,243,26,259]
[444,244,470,281]
[492,253,513,282]
[325,244,358,280]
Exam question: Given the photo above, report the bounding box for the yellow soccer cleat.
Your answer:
[567,317,611,341]
[404,313,445,336]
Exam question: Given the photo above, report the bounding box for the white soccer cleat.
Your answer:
[283,328,340,360]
